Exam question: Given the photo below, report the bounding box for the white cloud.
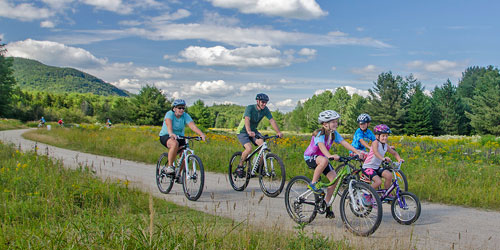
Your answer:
[203,11,240,26]
[174,45,292,67]
[356,27,364,32]
[276,99,294,107]
[328,31,347,36]
[6,39,107,68]
[190,80,235,97]
[298,48,316,56]
[209,0,327,20]
[0,34,4,40]
[351,64,382,80]
[133,66,172,79]
[81,0,133,14]
[240,82,271,92]
[0,0,53,21]
[407,59,465,80]
[151,9,191,23]
[279,78,294,84]
[119,20,142,26]
[40,20,55,28]
[314,86,370,98]
[110,78,142,92]
[331,66,336,71]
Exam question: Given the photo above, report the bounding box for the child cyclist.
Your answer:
[304,110,365,218]
[351,113,376,153]
[361,124,403,194]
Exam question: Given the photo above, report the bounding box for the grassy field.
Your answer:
[22,124,500,210]
[0,119,27,131]
[0,140,352,249]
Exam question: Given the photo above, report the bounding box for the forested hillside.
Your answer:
[11,57,130,96]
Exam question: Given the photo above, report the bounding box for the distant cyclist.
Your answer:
[58,118,64,127]
[235,93,283,177]
[158,99,206,174]
[105,118,112,128]
[351,113,376,153]
[39,116,46,127]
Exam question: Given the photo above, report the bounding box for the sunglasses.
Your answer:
[176,106,185,110]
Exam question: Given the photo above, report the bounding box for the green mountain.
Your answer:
[11,57,130,97]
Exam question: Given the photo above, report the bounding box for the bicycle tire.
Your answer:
[395,170,408,192]
[284,176,318,224]
[259,153,286,197]
[339,181,383,237]
[156,153,174,194]
[182,154,205,201]
[228,152,250,191]
[391,191,421,225]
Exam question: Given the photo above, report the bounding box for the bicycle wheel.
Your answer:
[339,181,382,236]
[391,191,421,225]
[182,154,205,201]
[228,152,250,191]
[284,176,318,224]
[156,153,174,194]
[259,153,286,197]
[395,170,408,192]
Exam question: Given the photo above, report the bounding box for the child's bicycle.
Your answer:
[156,136,205,201]
[228,135,286,197]
[284,155,383,237]
[344,152,409,192]
[375,161,421,225]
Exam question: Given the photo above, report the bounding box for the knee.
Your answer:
[317,157,328,167]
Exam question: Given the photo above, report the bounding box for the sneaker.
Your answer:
[307,182,324,194]
[235,165,246,178]
[325,206,335,219]
[166,166,175,174]
[175,176,183,184]
[361,193,373,206]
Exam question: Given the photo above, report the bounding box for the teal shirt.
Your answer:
[237,104,273,134]
[159,110,193,137]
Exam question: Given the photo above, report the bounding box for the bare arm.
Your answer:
[165,118,176,139]
[269,118,283,138]
[318,142,338,160]
[244,116,255,137]
[187,121,206,141]
[387,144,403,162]
[340,140,364,157]
[359,138,370,149]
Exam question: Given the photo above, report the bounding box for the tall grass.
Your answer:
[22,125,500,210]
[0,118,26,131]
[0,141,351,249]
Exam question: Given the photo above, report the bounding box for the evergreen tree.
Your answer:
[367,72,407,134]
[405,83,432,135]
[432,80,461,135]
[188,99,213,129]
[0,40,16,116]
[132,85,168,125]
[343,94,367,134]
[466,67,500,135]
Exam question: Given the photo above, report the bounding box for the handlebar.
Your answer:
[335,155,363,163]
[382,160,404,171]
[255,134,281,141]
[177,135,203,141]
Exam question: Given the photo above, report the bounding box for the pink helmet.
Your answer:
[374,124,391,134]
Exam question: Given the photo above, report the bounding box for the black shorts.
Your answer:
[237,132,263,147]
[305,156,334,175]
[159,135,186,149]
[362,168,387,180]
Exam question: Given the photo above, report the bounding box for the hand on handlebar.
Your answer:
[248,131,256,137]
[277,132,283,138]
[329,154,340,161]
[169,133,178,140]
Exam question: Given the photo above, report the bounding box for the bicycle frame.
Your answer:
[176,137,197,179]
[244,141,269,176]
[379,162,408,208]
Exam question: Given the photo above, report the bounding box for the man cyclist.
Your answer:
[159,99,206,176]
[235,93,283,177]
[39,116,46,127]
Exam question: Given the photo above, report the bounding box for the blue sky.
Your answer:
[1,0,499,112]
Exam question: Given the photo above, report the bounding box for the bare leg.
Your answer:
[167,138,179,166]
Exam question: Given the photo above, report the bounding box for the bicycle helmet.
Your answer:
[357,113,372,124]
[255,93,269,102]
[318,110,340,124]
[172,99,186,107]
[374,124,391,134]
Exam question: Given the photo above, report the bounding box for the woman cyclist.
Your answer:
[159,99,206,175]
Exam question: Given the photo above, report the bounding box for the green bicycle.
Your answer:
[284,155,383,236]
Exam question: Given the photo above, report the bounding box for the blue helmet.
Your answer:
[255,93,269,102]
[357,113,372,124]
[172,99,186,107]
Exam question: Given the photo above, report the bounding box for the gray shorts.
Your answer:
[237,132,262,147]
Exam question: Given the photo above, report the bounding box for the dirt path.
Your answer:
[1,129,498,249]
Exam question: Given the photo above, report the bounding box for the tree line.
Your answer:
[1,41,499,135]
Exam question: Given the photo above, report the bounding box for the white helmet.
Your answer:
[318,110,340,124]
